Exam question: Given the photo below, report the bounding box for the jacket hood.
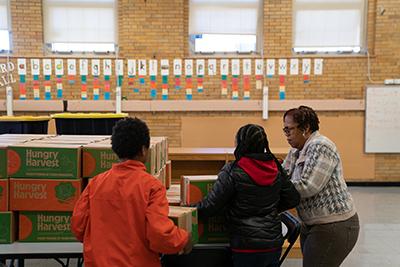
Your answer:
[237,153,278,186]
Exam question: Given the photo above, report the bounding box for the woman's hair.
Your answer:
[233,124,272,161]
[111,117,150,159]
[283,105,320,132]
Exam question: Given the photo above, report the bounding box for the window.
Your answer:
[42,0,118,55]
[292,0,367,54]
[0,0,11,52]
[189,0,263,57]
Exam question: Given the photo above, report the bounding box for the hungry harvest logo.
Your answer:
[55,182,76,204]
[26,150,59,167]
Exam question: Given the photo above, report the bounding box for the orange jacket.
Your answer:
[71,160,188,267]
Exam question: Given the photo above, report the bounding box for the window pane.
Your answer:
[0,30,10,50]
[194,34,256,52]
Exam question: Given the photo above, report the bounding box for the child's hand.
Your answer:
[183,230,194,254]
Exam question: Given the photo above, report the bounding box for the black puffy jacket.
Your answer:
[188,152,300,250]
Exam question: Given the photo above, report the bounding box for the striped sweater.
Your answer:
[282,131,356,225]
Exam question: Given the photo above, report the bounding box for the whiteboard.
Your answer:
[365,86,400,153]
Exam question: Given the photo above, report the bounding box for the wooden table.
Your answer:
[169,147,289,184]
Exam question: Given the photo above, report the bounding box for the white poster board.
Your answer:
[365,86,400,153]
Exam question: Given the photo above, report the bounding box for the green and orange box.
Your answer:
[19,211,77,242]
[0,211,18,244]
[180,175,229,243]
[0,179,9,211]
[168,206,198,252]
[82,143,120,178]
[7,143,82,179]
[9,179,82,211]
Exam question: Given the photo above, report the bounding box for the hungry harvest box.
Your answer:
[1,142,25,178]
[180,175,229,243]
[19,211,77,242]
[7,143,82,179]
[168,206,198,247]
[0,179,9,211]
[9,179,82,211]
[0,211,17,244]
[82,143,120,178]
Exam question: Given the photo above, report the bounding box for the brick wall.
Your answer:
[1,0,399,181]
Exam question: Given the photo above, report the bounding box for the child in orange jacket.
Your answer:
[71,117,193,267]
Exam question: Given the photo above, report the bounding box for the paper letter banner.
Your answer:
[185,60,193,76]
[92,60,100,76]
[174,59,182,89]
[279,75,285,100]
[104,75,110,100]
[44,74,51,100]
[278,59,287,76]
[103,59,112,100]
[302,58,311,83]
[220,59,229,75]
[255,59,263,89]
[43,59,52,100]
[232,59,240,76]
[208,59,217,75]
[290,59,299,75]
[314,59,323,75]
[243,59,251,75]
[18,59,27,75]
[104,60,112,75]
[197,59,204,92]
[31,59,40,100]
[149,60,157,98]
[93,75,99,100]
[186,75,192,100]
[128,60,137,91]
[150,75,156,98]
[81,75,87,100]
[116,59,124,87]
[232,75,238,100]
[80,59,88,76]
[161,59,169,100]
[68,59,76,84]
[244,75,250,100]
[18,59,26,100]
[80,59,88,100]
[139,60,146,84]
[221,75,227,95]
[162,75,168,100]
[55,59,63,98]
[266,59,275,78]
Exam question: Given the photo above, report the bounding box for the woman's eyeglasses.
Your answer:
[282,126,297,136]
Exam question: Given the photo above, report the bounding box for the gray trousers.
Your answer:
[300,213,360,267]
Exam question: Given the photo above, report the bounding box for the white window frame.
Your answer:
[292,0,368,55]
[42,0,118,57]
[0,0,12,53]
[188,0,263,58]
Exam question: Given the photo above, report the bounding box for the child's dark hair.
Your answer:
[111,117,150,159]
[283,105,320,132]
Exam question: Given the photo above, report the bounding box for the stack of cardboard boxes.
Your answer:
[0,134,177,245]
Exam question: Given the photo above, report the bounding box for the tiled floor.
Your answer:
[4,186,400,267]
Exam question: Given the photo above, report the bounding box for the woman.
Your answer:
[188,124,300,267]
[282,106,360,267]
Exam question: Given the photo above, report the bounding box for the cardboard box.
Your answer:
[165,160,172,189]
[7,143,82,179]
[167,195,181,206]
[166,183,180,196]
[0,211,17,244]
[19,211,78,242]
[1,143,23,178]
[180,175,218,205]
[168,206,198,250]
[144,144,156,175]
[180,175,229,243]
[9,179,82,211]
[82,144,120,178]
[0,179,9,211]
